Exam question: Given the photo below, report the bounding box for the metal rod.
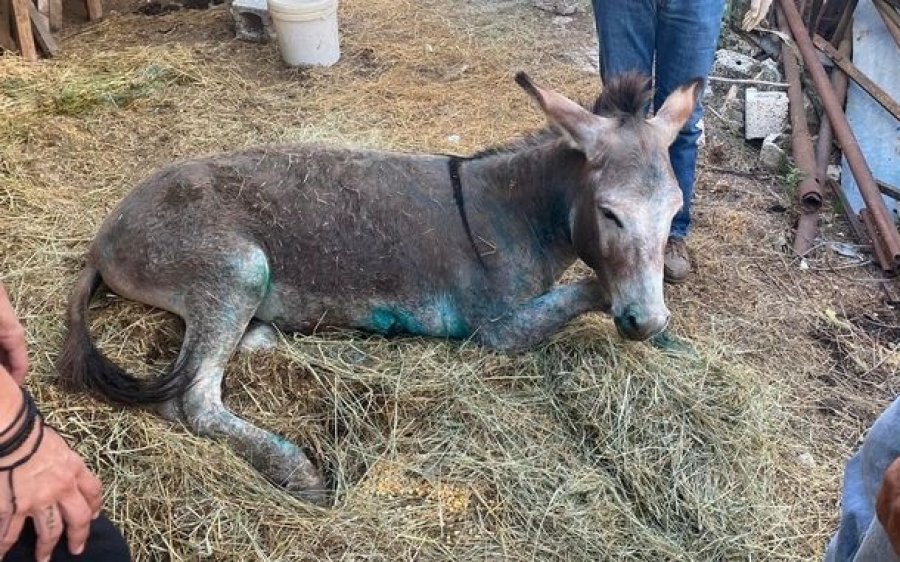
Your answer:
[860,208,895,271]
[878,179,900,200]
[832,0,860,45]
[874,0,900,51]
[815,37,850,185]
[813,34,900,122]
[778,0,900,269]
[707,76,790,88]
[778,4,822,256]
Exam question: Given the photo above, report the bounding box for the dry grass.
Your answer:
[1,0,898,560]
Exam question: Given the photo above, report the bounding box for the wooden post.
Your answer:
[10,0,37,61]
[49,0,61,31]
[86,0,102,21]
[28,0,57,57]
[0,0,18,52]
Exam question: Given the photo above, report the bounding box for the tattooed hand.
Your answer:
[0,388,103,562]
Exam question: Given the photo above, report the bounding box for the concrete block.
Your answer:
[230,0,274,43]
[744,87,789,140]
[714,49,758,77]
[760,133,786,171]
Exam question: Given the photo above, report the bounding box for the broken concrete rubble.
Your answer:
[714,49,759,78]
[760,134,787,171]
[532,0,577,16]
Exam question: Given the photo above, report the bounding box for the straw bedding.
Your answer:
[1,0,897,559]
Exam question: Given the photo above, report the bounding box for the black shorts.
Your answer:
[3,513,130,562]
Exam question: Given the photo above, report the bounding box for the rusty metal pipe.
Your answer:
[815,37,851,186]
[814,37,867,244]
[874,0,900,50]
[832,0,860,47]
[861,208,895,271]
[778,0,900,269]
[779,5,822,254]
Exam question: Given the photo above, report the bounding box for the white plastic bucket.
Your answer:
[267,0,340,67]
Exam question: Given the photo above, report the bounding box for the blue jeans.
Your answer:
[825,397,900,562]
[592,0,725,239]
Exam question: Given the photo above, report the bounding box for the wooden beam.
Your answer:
[48,0,60,31]
[85,0,102,21]
[0,0,17,53]
[31,0,48,29]
[10,0,36,61]
[27,0,57,57]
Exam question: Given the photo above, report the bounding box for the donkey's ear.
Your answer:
[515,72,610,158]
[648,78,703,145]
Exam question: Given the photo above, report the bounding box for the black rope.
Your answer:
[0,389,27,439]
[0,421,45,515]
[447,156,487,269]
[0,390,45,515]
[0,391,37,458]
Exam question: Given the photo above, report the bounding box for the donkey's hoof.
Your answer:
[295,485,330,507]
[281,470,330,506]
[238,323,278,353]
[155,399,182,423]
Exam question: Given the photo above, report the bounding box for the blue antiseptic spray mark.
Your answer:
[435,295,470,339]
[367,295,470,339]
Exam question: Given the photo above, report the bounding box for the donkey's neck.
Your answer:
[462,138,583,283]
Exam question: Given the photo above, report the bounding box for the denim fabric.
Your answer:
[4,513,131,562]
[825,397,900,562]
[591,0,725,238]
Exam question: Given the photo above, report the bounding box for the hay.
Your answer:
[1,0,898,560]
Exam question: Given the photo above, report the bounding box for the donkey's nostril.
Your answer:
[615,304,646,339]
[622,304,642,329]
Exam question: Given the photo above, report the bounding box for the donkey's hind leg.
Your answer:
[172,248,326,503]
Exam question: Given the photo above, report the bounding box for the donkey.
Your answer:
[59,72,700,502]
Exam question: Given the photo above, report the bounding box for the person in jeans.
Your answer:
[825,396,900,561]
[590,0,727,282]
[0,283,130,562]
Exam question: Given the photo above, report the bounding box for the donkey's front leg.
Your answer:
[475,278,609,352]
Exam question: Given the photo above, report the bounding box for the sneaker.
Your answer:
[663,237,691,283]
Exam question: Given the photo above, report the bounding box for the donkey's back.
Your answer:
[95,144,489,335]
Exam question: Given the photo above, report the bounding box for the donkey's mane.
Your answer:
[461,72,653,162]
[592,72,652,119]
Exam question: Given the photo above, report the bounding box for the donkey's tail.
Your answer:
[58,266,183,405]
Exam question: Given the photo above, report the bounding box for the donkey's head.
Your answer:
[516,72,701,341]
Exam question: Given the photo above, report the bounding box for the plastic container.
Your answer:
[267,0,340,67]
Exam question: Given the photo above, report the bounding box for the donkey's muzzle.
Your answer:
[614,303,670,341]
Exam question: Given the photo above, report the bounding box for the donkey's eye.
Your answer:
[599,206,624,228]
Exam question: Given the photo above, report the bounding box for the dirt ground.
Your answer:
[1,0,899,560]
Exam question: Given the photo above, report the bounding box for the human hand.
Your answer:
[0,422,103,562]
[877,457,900,556]
[0,285,28,385]
[741,0,774,30]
